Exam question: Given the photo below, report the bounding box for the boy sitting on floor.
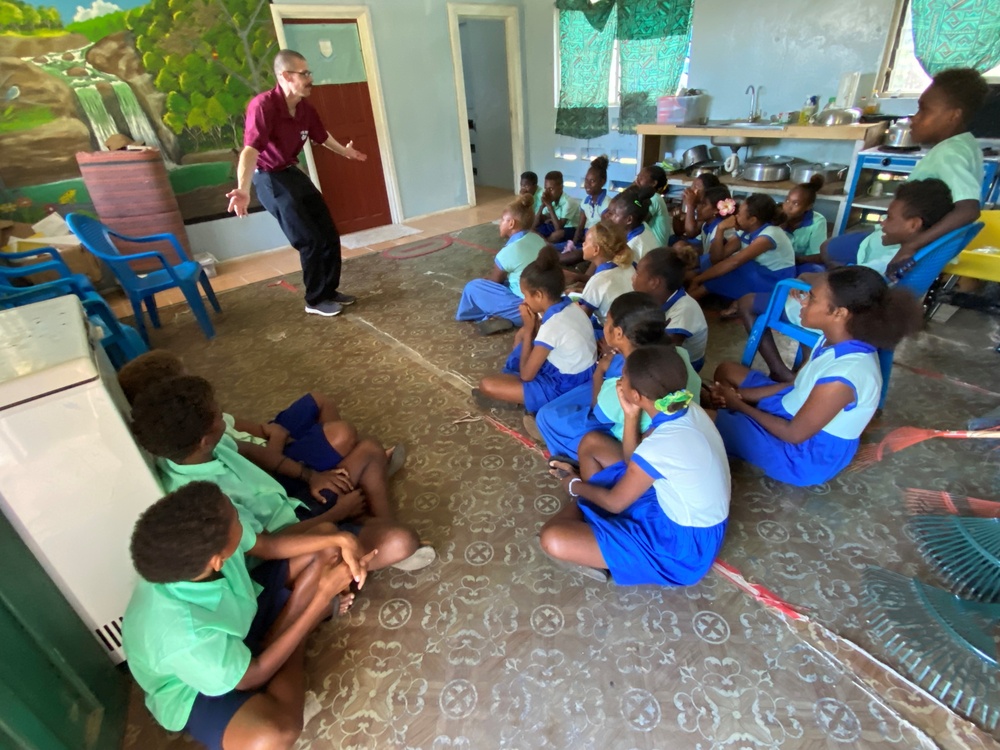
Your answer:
[117,350,404,506]
[123,481,374,750]
[130,374,434,571]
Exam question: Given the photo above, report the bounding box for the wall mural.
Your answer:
[0,0,277,224]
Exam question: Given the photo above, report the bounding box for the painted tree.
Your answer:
[125,0,276,150]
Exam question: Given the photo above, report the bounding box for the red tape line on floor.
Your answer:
[267,279,299,294]
[893,361,1000,398]
[712,560,807,621]
[483,415,547,455]
[451,238,500,254]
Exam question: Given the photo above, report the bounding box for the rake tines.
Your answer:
[909,516,1000,602]
[904,488,1000,519]
[862,566,1000,731]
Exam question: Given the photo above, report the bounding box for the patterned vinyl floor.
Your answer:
[122,226,1000,750]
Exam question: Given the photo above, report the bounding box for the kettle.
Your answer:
[883,118,916,148]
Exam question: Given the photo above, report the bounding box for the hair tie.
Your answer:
[717,198,736,217]
[633,199,643,207]
[654,389,693,413]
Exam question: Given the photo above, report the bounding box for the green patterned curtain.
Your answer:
[555,0,617,139]
[910,0,1000,75]
[617,0,693,133]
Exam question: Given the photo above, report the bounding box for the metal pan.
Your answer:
[790,162,848,184]
[741,162,790,182]
[681,145,711,170]
[744,155,796,167]
[688,161,724,177]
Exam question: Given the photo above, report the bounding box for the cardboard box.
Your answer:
[2,232,104,285]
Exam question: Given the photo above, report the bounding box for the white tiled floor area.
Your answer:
[104,186,513,318]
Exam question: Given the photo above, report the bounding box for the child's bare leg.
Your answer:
[478,374,526,405]
[338,438,393,519]
[322,421,358,459]
[310,391,340,422]
[220,561,353,750]
[559,247,583,265]
[356,518,419,570]
[688,282,708,301]
[737,295,795,382]
[577,431,626,479]
[539,501,608,569]
[713,361,752,389]
[221,646,306,750]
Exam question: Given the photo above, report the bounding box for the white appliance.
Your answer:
[836,71,877,108]
[0,296,163,663]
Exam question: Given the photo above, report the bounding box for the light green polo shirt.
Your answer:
[907,131,984,203]
[788,210,828,257]
[495,230,547,296]
[595,347,701,441]
[122,515,260,731]
[543,192,581,223]
[646,192,672,247]
[157,433,303,534]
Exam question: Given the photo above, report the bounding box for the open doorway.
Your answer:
[447,4,525,207]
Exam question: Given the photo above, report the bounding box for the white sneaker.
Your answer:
[392,545,436,571]
[305,301,343,317]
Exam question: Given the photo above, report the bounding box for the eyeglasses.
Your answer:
[289,70,313,78]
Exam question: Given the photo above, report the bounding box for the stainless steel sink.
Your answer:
[709,121,786,129]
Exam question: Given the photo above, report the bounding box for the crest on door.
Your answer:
[318,39,334,58]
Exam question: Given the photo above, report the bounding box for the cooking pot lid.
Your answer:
[745,155,796,166]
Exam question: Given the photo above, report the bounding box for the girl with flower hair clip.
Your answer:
[542,345,731,585]
[672,186,735,271]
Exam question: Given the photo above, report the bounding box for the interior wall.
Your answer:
[520,0,897,196]
[459,19,515,191]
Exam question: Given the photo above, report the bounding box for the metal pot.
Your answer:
[744,155,796,167]
[741,162,790,182]
[790,162,848,184]
[688,161,723,177]
[681,145,711,170]
[883,118,916,148]
[816,108,862,126]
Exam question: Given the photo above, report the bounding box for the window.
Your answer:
[881,0,1000,94]
[553,9,690,108]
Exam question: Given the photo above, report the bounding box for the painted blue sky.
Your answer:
[44,0,148,25]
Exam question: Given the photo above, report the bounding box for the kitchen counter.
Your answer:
[636,121,887,145]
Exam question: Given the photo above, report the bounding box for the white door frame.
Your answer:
[270,4,403,223]
[447,3,525,206]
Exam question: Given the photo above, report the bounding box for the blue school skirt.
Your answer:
[504,344,595,414]
[535,383,613,460]
[700,256,794,300]
[714,371,860,486]
[578,463,727,587]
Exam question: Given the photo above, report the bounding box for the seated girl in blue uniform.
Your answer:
[672,185,733,263]
[779,175,828,268]
[456,193,548,336]
[533,170,580,246]
[632,247,709,371]
[737,178,953,382]
[671,173,723,249]
[634,164,676,247]
[605,186,658,260]
[577,221,635,327]
[710,266,923,486]
[562,155,613,266]
[123,481,373,750]
[690,193,796,313]
[536,292,701,463]
[541,345,731,585]
[475,246,597,414]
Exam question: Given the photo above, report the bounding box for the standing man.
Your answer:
[227,49,367,318]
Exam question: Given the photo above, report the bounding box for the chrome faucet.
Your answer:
[746,85,759,122]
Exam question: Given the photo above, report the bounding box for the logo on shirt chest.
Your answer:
[300,130,308,141]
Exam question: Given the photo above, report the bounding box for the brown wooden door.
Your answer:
[285,20,392,234]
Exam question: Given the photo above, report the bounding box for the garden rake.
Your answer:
[904,488,1000,519]
[909,516,1000,602]
[862,566,1000,731]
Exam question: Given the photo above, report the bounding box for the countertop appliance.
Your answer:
[0,296,163,663]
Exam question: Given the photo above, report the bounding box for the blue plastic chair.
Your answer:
[0,270,147,369]
[741,278,821,369]
[0,245,96,298]
[65,213,220,344]
[741,221,984,409]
